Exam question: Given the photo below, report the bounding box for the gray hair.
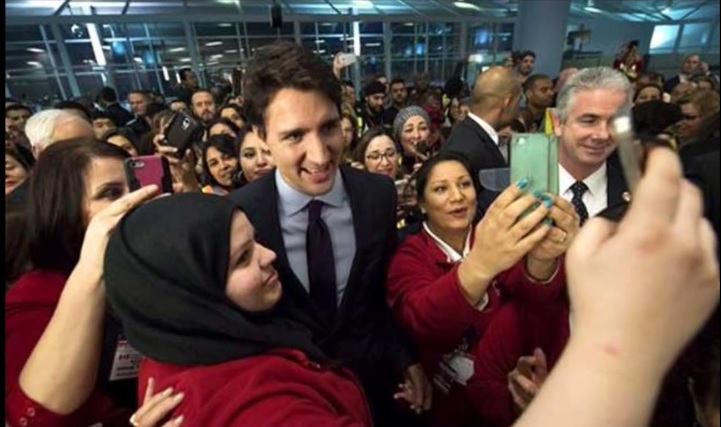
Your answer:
[555,67,633,122]
[25,109,84,150]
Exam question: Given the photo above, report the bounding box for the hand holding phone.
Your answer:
[164,112,204,159]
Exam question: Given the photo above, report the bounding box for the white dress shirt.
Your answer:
[558,163,608,217]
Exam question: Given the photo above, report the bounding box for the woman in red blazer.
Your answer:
[4,139,177,427]
[104,193,372,427]
[386,153,577,427]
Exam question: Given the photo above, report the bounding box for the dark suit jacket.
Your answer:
[663,75,682,94]
[106,103,134,128]
[684,149,720,246]
[441,116,506,213]
[606,152,628,208]
[441,115,506,175]
[229,166,415,383]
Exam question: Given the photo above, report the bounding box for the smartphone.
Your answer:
[416,140,431,157]
[509,133,559,195]
[231,67,244,98]
[124,155,174,194]
[164,111,204,159]
[338,53,357,67]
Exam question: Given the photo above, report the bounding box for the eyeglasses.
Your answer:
[366,149,398,162]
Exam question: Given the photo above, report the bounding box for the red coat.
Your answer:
[386,229,567,427]
[467,294,570,427]
[5,270,131,427]
[139,348,373,427]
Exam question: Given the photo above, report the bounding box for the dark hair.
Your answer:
[523,74,552,92]
[519,50,536,60]
[146,102,169,120]
[101,126,141,153]
[235,124,253,152]
[414,152,474,205]
[6,144,35,172]
[352,127,391,165]
[200,134,240,189]
[390,77,406,87]
[204,117,241,139]
[633,84,663,103]
[6,207,31,287]
[53,100,91,120]
[27,138,130,274]
[219,103,246,120]
[244,41,342,139]
[190,88,214,103]
[97,86,118,103]
[5,104,33,117]
[178,68,193,82]
[341,80,354,88]
[128,89,151,99]
[89,109,113,122]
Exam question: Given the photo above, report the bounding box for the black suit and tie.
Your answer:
[441,115,507,213]
[230,166,418,426]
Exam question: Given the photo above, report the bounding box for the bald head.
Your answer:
[471,66,522,111]
[555,68,579,92]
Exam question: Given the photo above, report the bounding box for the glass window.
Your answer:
[390,22,418,35]
[6,26,43,43]
[245,22,294,36]
[146,23,186,38]
[494,23,515,52]
[650,25,680,53]
[361,36,384,57]
[710,23,720,53]
[194,22,239,37]
[678,23,711,50]
[7,73,67,107]
[469,24,494,51]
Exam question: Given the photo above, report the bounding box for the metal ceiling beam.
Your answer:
[395,0,423,16]
[121,0,131,15]
[680,0,709,20]
[323,0,343,15]
[428,0,460,17]
[53,0,72,16]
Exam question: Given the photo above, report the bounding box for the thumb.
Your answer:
[532,348,548,382]
[566,217,616,264]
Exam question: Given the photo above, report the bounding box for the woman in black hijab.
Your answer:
[104,193,373,427]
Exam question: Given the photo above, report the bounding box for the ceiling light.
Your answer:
[210,54,224,59]
[26,48,45,53]
[453,1,481,11]
[218,23,233,27]
[315,39,325,44]
[169,47,186,52]
[102,45,111,50]
[133,57,143,63]
[585,6,602,12]
[404,23,415,26]
[179,57,192,62]
[225,49,238,53]
[204,41,223,47]
[26,61,43,67]
[364,42,381,47]
[352,0,373,7]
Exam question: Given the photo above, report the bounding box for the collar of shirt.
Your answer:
[559,162,607,197]
[275,168,346,216]
[466,112,499,146]
[422,222,472,263]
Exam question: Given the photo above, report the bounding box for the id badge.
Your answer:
[108,339,142,381]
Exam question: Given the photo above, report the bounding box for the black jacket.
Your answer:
[229,166,415,383]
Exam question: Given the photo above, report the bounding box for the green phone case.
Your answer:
[509,133,559,195]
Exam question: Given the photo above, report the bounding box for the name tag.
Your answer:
[109,339,142,381]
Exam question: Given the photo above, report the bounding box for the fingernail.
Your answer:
[516,177,529,189]
[544,217,553,226]
[174,415,184,425]
[532,190,543,198]
[173,392,185,401]
[542,196,553,208]
[162,386,174,396]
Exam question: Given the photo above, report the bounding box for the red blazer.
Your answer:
[5,270,131,427]
[386,228,566,427]
[139,348,373,427]
[467,293,570,427]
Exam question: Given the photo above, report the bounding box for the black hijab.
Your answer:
[104,192,325,365]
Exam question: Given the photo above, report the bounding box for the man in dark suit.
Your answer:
[663,53,700,93]
[96,86,134,128]
[229,41,429,427]
[552,67,633,223]
[441,66,522,211]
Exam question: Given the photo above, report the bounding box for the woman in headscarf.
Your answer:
[104,193,374,427]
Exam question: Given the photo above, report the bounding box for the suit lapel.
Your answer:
[465,117,506,166]
[336,167,371,325]
[606,157,629,207]
[252,177,325,332]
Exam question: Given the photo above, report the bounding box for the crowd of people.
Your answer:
[4,39,720,427]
